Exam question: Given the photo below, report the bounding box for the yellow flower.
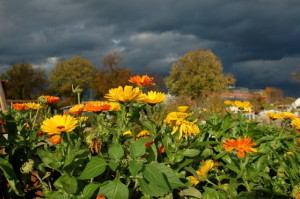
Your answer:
[224,100,233,106]
[136,130,151,138]
[177,106,189,112]
[25,102,42,110]
[69,104,85,115]
[280,112,297,120]
[109,102,121,111]
[170,119,200,140]
[123,130,133,136]
[41,115,78,135]
[291,118,300,130]
[189,160,214,186]
[164,112,192,126]
[105,86,144,102]
[140,91,166,104]
[232,101,252,112]
[77,116,89,122]
[284,151,295,157]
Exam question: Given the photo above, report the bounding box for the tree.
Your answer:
[49,56,97,105]
[263,87,284,104]
[94,52,132,98]
[1,63,48,100]
[164,49,236,99]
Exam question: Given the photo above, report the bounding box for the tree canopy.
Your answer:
[1,63,48,100]
[49,56,97,104]
[164,49,236,98]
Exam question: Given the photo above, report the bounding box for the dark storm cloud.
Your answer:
[1,0,300,96]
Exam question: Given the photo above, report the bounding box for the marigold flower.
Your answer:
[83,101,111,112]
[280,112,297,120]
[109,102,121,111]
[232,101,252,112]
[266,112,283,120]
[189,160,214,186]
[96,194,106,199]
[164,112,192,126]
[136,130,151,138]
[25,102,42,110]
[129,75,156,87]
[223,137,258,158]
[224,100,233,106]
[42,95,60,104]
[50,135,61,144]
[69,104,85,115]
[77,116,89,122]
[140,91,166,104]
[291,118,300,130]
[105,86,144,102]
[177,106,189,112]
[41,115,78,135]
[12,103,26,111]
[170,119,200,140]
[123,130,133,136]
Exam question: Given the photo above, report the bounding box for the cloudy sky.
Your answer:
[1,0,300,96]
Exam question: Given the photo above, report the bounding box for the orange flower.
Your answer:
[50,135,61,144]
[83,101,111,112]
[69,104,85,115]
[44,95,60,104]
[129,75,156,87]
[223,137,258,158]
[96,194,106,199]
[12,103,26,111]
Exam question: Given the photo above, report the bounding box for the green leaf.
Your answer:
[138,178,169,197]
[78,157,107,179]
[179,187,202,198]
[203,186,227,199]
[129,160,143,176]
[63,148,89,169]
[181,149,200,157]
[109,161,119,171]
[0,157,24,196]
[108,144,124,160]
[225,163,240,174]
[55,174,78,194]
[43,191,67,199]
[99,179,129,199]
[37,149,62,169]
[129,137,153,158]
[82,183,101,199]
[143,163,171,191]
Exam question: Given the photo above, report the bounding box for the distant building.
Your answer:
[221,87,265,101]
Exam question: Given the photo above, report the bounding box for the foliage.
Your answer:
[0,63,48,100]
[1,76,300,199]
[49,56,97,105]
[263,87,285,104]
[164,49,236,99]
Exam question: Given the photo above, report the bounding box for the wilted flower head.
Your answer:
[164,112,192,126]
[12,103,26,111]
[129,75,156,87]
[69,104,85,115]
[177,106,189,112]
[39,95,60,104]
[223,137,258,158]
[140,91,166,104]
[170,119,200,140]
[105,86,144,102]
[41,115,78,135]
[25,102,42,110]
[189,160,214,186]
[83,101,111,112]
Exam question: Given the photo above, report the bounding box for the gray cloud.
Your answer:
[1,0,300,96]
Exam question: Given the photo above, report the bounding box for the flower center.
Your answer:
[56,126,65,130]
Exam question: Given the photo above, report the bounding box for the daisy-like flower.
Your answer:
[177,106,189,112]
[224,100,233,106]
[136,130,151,138]
[291,118,300,130]
[280,112,297,120]
[170,119,200,140]
[164,112,192,126]
[25,102,42,110]
[12,103,26,111]
[50,135,61,144]
[109,102,121,111]
[41,95,60,104]
[140,91,166,104]
[41,115,78,135]
[232,101,252,112]
[104,86,144,103]
[123,130,133,136]
[223,137,258,158]
[69,104,85,115]
[266,112,284,120]
[83,101,111,112]
[189,160,214,186]
[129,75,156,87]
